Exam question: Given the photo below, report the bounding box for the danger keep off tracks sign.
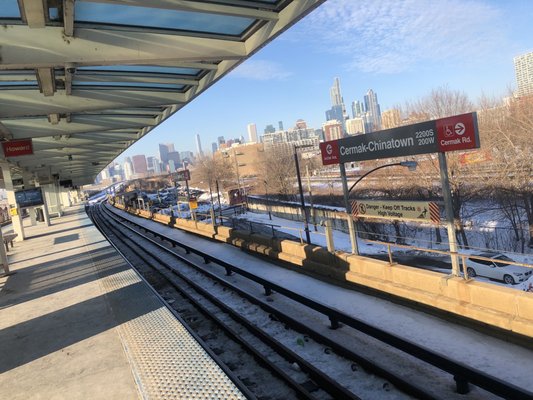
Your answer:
[351,200,441,224]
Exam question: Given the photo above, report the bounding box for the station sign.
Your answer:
[320,112,479,165]
[2,139,34,157]
[176,169,190,181]
[351,200,440,224]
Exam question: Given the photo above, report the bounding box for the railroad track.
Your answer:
[87,202,532,400]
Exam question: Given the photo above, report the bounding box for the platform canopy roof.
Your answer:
[0,0,323,187]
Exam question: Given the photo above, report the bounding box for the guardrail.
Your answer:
[100,203,532,399]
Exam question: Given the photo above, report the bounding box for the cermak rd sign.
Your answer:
[320,112,479,165]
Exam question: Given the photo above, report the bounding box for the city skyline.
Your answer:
[114,0,532,165]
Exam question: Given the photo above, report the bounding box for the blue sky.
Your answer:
[116,0,532,163]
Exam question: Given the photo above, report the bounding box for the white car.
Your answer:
[466,252,532,285]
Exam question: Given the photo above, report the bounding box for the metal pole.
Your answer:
[216,180,222,221]
[306,165,317,231]
[438,152,460,276]
[264,180,272,220]
[294,147,311,245]
[340,163,359,254]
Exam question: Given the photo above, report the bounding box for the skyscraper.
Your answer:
[364,89,382,132]
[514,51,533,97]
[351,100,365,118]
[132,155,148,175]
[211,142,218,154]
[278,121,284,131]
[158,143,174,168]
[195,134,203,157]
[329,77,348,121]
[247,123,258,143]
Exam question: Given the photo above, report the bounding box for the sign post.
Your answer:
[340,163,359,254]
[438,153,460,277]
[319,112,480,276]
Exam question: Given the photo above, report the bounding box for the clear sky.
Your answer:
[115,0,532,164]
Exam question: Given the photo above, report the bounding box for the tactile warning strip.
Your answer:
[91,251,246,400]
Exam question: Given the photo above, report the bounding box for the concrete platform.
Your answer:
[0,205,247,400]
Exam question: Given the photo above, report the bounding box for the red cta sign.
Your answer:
[2,139,34,157]
[436,113,478,152]
[319,141,340,165]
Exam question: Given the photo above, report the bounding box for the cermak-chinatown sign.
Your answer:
[320,112,479,165]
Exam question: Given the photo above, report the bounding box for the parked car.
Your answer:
[466,252,532,285]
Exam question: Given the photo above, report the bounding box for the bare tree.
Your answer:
[257,145,297,198]
[478,95,533,248]
[402,86,475,247]
[193,154,236,192]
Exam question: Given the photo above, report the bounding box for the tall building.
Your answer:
[264,124,276,134]
[195,134,203,157]
[211,142,218,154]
[123,157,133,180]
[167,151,180,172]
[364,89,382,132]
[247,123,258,143]
[131,155,148,175]
[322,120,344,141]
[326,104,344,123]
[345,118,366,135]
[514,51,533,97]
[381,109,401,129]
[217,136,225,146]
[180,151,194,165]
[146,156,161,175]
[158,143,174,170]
[351,100,365,118]
[329,77,348,120]
[278,121,284,131]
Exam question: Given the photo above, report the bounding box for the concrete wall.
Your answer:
[114,204,533,338]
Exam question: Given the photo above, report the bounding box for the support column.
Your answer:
[0,229,10,276]
[438,153,460,276]
[340,163,359,255]
[1,163,25,241]
[35,182,51,226]
[22,172,37,226]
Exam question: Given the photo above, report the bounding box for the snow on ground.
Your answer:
[109,204,533,395]
[239,210,533,292]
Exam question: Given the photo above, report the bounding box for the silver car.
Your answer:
[466,252,532,285]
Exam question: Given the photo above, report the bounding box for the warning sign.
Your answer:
[351,200,440,224]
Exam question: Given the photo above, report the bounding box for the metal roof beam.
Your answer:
[0,89,186,118]
[75,73,200,86]
[0,26,246,69]
[3,117,150,138]
[19,0,47,28]
[36,68,56,96]
[86,0,279,21]
[63,0,75,37]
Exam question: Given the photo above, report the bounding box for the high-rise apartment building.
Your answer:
[195,134,203,157]
[381,109,401,129]
[345,118,366,135]
[364,89,382,132]
[247,123,258,143]
[514,51,533,97]
[322,120,344,141]
[158,143,174,168]
[123,157,133,180]
[351,100,365,118]
[131,154,148,175]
